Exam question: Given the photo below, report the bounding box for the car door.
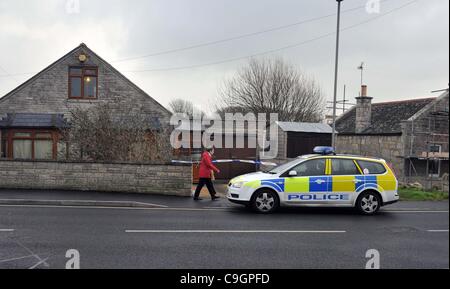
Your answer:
[284,158,330,203]
[329,158,362,204]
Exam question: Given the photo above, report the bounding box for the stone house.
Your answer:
[0,43,171,161]
[335,85,449,190]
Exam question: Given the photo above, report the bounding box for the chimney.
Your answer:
[355,85,373,133]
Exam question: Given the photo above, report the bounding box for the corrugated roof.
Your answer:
[174,119,257,135]
[0,113,69,128]
[335,98,436,135]
[276,121,332,133]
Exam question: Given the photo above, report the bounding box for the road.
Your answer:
[0,197,448,269]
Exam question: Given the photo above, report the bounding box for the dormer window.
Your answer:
[69,66,98,99]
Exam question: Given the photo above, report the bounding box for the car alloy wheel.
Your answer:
[252,190,279,213]
[358,192,381,215]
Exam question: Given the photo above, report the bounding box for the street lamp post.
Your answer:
[331,0,343,150]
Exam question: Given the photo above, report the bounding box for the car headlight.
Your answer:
[232,181,245,188]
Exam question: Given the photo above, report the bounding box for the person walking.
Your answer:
[193,147,220,201]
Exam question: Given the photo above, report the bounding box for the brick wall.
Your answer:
[0,160,192,196]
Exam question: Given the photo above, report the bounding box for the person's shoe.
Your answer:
[211,196,220,201]
[193,197,203,201]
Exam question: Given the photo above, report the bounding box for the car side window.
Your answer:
[357,160,386,175]
[331,159,360,175]
[291,159,326,176]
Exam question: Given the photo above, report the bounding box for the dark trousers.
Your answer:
[194,178,217,198]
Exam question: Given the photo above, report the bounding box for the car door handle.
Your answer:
[314,179,326,184]
[354,179,363,183]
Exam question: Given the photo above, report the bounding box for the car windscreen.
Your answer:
[267,159,302,174]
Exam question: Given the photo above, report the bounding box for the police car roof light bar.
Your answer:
[313,146,336,155]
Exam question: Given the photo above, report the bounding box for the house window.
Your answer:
[8,130,58,160]
[428,144,442,178]
[429,144,442,154]
[0,131,7,158]
[428,160,441,178]
[69,67,98,99]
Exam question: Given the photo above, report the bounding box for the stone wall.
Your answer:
[355,96,373,133]
[335,134,404,180]
[0,160,192,196]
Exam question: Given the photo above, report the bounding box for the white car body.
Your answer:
[227,155,399,212]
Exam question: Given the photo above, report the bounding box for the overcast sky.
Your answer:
[0,0,448,115]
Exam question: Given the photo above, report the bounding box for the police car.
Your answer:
[227,147,399,215]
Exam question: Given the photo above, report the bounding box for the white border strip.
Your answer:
[0,229,15,232]
[427,229,449,233]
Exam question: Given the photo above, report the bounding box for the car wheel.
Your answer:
[356,191,381,215]
[251,189,279,213]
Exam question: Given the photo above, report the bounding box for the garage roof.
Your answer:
[276,121,332,134]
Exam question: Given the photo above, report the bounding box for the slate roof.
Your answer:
[0,113,69,128]
[335,98,436,135]
[276,121,332,134]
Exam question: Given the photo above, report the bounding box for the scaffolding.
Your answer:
[404,95,449,189]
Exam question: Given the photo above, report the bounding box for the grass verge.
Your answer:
[399,188,449,201]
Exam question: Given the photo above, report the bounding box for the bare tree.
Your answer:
[168,98,205,119]
[60,102,172,163]
[218,58,325,122]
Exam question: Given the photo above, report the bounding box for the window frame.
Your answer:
[282,158,327,177]
[356,160,387,175]
[428,159,441,178]
[7,129,59,160]
[329,158,362,176]
[429,144,442,153]
[68,66,98,99]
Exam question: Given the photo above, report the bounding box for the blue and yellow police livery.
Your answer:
[227,147,399,215]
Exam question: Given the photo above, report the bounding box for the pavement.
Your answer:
[0,188,448,269]
[0,184,230,208]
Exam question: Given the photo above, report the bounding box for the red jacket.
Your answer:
[198,151,220,179]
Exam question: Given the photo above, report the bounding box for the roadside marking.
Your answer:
[383,210,449,213]
[0,204,448,214]
[0,229,14,232]
[0,204,227,211]
[15,240,49,268]
[0,254,35,264]
[125,230,346,234]
[28,256,50,269]
[133,202,169,208]
[427,229,449,233]
[0,199,168,208]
